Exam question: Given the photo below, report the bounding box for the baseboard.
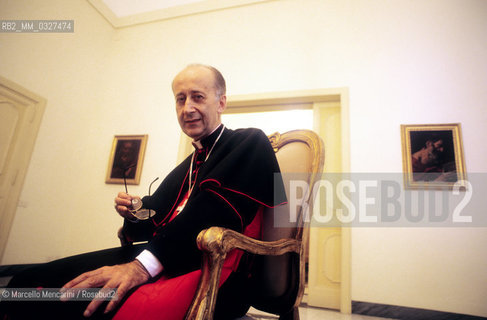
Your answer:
[0,276,12,287]
[352,301,486,320]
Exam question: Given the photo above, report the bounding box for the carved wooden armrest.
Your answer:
[197,227,300,256]
[185,227,301,320]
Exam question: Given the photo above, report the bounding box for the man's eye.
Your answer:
[176,96,185,103]
[193,95,204,101]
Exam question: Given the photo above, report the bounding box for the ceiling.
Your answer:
[87,0,272,28]
[102,0,205,18]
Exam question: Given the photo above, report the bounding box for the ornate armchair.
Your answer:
[185,129,325,320]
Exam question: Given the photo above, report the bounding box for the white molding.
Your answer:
[87,0,275,28]
[227,88,344,107]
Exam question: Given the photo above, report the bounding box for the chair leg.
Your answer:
[279,307,299,320]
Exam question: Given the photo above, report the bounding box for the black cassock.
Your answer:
[124,125,287,276]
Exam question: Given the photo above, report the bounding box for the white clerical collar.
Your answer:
[193,140,203,150]
[192,124,223,150]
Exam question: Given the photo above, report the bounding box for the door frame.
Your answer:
[0,76,46,262]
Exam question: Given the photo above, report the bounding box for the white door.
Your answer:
[308,103,345,310]
[0,77,45,262]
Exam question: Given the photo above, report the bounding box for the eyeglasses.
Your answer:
[123,166,159,220]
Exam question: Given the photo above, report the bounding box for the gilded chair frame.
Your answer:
[185,129,325,320]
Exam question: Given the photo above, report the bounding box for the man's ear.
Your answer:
[217,95,227,114]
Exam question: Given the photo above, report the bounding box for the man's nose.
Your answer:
[182,100,196,113]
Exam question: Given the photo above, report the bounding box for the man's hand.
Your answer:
[61,260,150,317]
[114,192,141,219]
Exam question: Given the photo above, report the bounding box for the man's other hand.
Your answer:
[61,260,150,317]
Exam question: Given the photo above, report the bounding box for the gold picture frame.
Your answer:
[401,123,466,189]
[105,135,148,185]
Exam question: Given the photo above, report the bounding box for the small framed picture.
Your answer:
[401,123,466,189]
[105,135,148,185]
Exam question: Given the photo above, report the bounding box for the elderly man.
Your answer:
[2,64,286,320]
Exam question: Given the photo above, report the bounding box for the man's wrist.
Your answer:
[132,259,151,280]
[136,249,163,278]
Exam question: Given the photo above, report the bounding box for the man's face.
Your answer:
[172,66,226,141]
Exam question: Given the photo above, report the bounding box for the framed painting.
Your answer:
[401,123,466,189]
[105,134,148,185]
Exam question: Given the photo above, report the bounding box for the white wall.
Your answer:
[1,0,486,317]
[0,0,118,260]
